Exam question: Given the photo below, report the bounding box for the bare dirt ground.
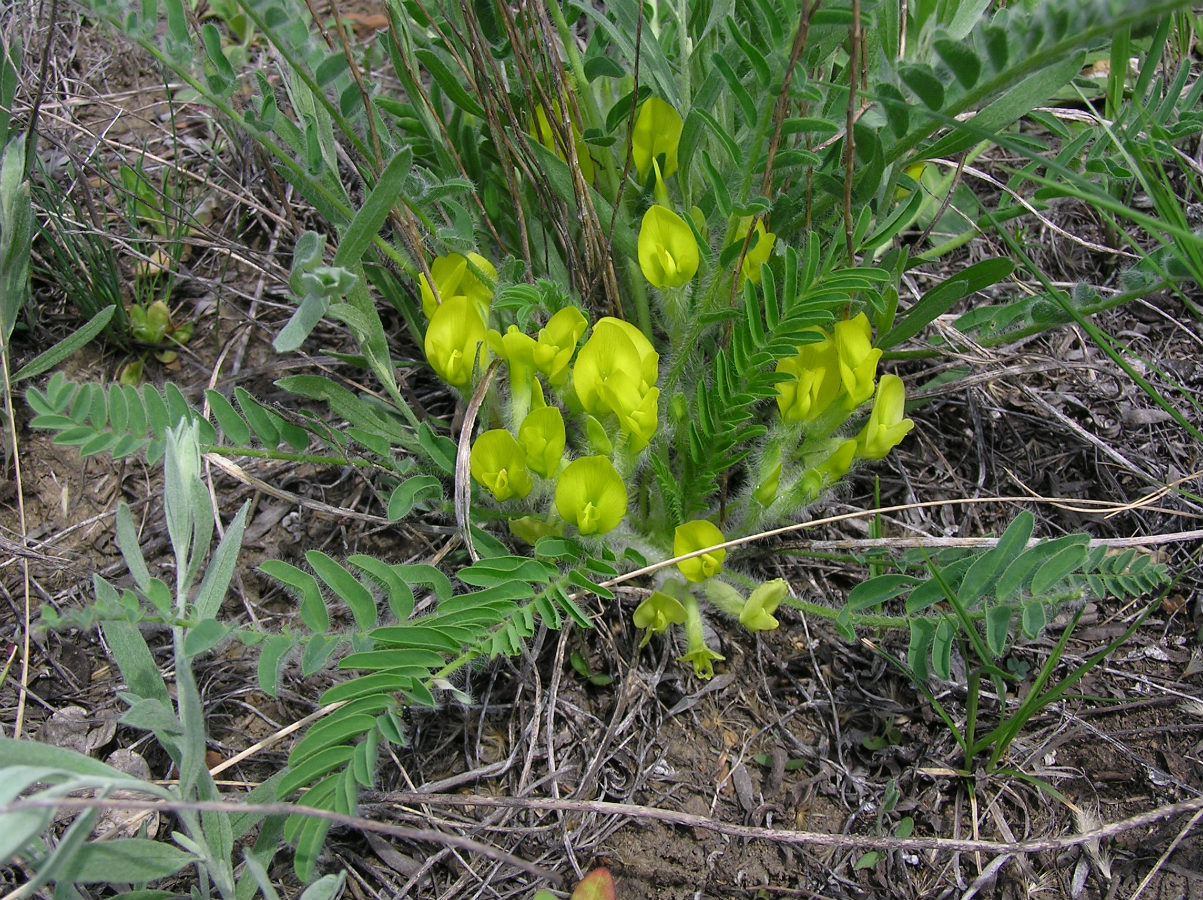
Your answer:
[2,4,1202,899]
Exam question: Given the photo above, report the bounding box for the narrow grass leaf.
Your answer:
[11,306,115,384]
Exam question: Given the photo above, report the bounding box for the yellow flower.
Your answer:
[631,96,683,180]
[894,161,928,200]
[856,374,914,460]
[572,317,660,446]
[518,406,566,479]
[775,332,841,423]
[633,589,688,647]
[674,519,726,583]
[488,324,537,371]
[469,429,532,501]
[739,579,787,632]
[534,306,589,385]
[833,313,881,408]
[554,456,628,535]
[418,252,496,320]
[733,217,776,284]
[638,205,699,289]
[619,386,659,451]
[424,295,488,389]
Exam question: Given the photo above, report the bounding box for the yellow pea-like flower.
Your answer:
[573,317,660,436]
[631,96,683,180]
[532,102,595,183]
[856,374,914,460]
[638,205,699,289]
[732,216,776,285]
[739,579,787,632]
[633,589,688,644]
[677,591,724,679]
[470,429,532,501]
[674,519,726,583]
[534,306,589,385]
[554,456,628,535]
[774,332,841,423]
[418,252,496,320]
[424,295,488,389]
[518,406,566,479]
[833,313,882,409]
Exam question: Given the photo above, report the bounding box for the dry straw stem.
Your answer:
[605,491,1203,590]
[4,792,1201,862]
[1,341,33,742]
[454,359,502,563]
[203,453,393,525]
[1129,806,1203,900]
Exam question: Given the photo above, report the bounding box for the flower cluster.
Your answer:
[420,253,665,541]
[755,312,914,513]
[415,93,914,682]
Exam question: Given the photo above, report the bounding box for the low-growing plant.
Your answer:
[10,0,1195,886]
[31,150,198,381]
[0,422,333,898]
[840,511,1170,772]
